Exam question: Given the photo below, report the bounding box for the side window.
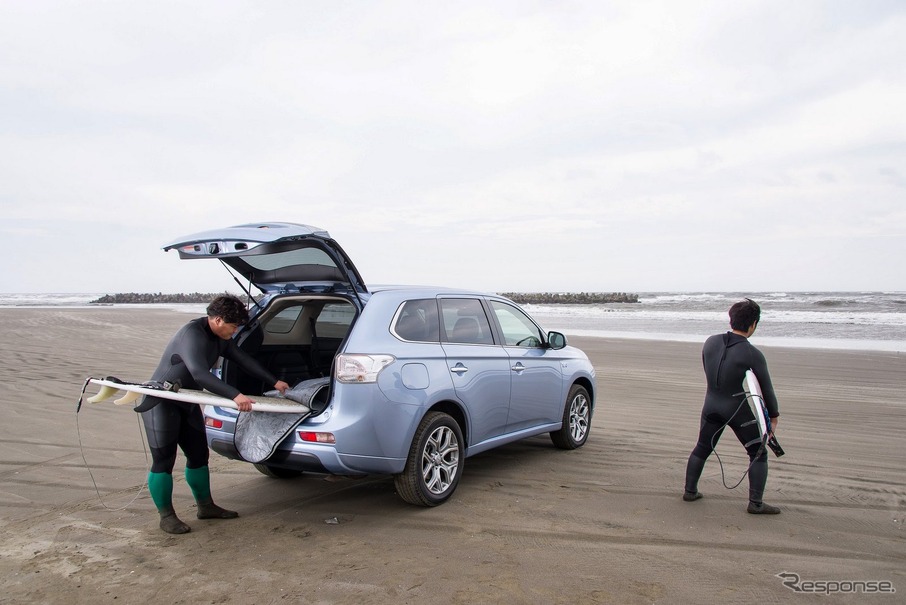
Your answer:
[441,298,494,345]
[265,306,304,334]
[315,302,355,338]
[490,301,544,347]
[393,299,440,342]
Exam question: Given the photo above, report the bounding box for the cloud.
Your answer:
[0,0,904,293]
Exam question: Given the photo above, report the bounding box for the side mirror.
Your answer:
[547,331,567,350]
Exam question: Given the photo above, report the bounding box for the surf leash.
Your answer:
[75,376,94,413]
[711,392,763,490]
[75,376,152,512]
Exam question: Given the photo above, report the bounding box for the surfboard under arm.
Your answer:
[743,370,770,438]
[85,378,311,414]
[743,370,785,457]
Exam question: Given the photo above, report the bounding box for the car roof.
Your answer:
[368,284,503,297]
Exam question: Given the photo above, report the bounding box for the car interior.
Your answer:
[222,296,356,406]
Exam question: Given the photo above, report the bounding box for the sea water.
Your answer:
[1,292,904,352]
[526,292,906,352]
[0,293,208,314]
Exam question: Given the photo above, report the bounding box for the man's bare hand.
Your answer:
[274,380,290,395]
[233,394,254,412]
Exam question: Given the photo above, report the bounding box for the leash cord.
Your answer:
[76,378,150,511]
[711,392,768,490]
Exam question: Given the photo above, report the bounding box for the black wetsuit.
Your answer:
[140,316,278,473]
[685,332,779,503]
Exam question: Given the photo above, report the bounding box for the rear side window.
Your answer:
[265,306,304,334]
[441,298,494,345]
[393,299,440,342]
[315,303,355,338]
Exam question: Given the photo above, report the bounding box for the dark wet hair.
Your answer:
[728,298,761,331]
[206,294,249,325]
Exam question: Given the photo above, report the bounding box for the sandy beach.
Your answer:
[0,307,903,604]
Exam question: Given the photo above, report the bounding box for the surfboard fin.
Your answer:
[87,385,121,404]
[114,391,142,406]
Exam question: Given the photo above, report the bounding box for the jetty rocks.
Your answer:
[500,292,639,304]
[91,291,639,305]
[89,292,245,304]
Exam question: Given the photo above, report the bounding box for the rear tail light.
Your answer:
[335,354,394,383]
[298,431,336,444]
[205,417,223,429]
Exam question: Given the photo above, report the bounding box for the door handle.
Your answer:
[511,362,525,373]
[450,363,468,376]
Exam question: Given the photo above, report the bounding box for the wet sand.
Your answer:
[0,307,903,604]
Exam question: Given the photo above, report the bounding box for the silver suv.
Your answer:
[165,222,597,506]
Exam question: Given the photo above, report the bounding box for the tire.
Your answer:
[550,384,592,449]
[253,463,303,479]
[394,411,464,506]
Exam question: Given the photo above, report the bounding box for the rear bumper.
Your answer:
[209,437,333,474]
[206,427,406,476]
[203,380,420,475]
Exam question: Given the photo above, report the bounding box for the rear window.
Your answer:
[242,248,336,271]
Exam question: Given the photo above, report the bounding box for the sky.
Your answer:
[1,0,904,295]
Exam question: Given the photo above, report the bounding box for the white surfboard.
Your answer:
[86,378,311,414]
[743,369,770,439]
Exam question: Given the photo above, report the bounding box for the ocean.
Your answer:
[2,292,904,353]
[526,291,906,352]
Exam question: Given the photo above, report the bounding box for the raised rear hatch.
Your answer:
[163,222,368,295]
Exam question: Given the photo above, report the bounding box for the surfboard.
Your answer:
[743,369,770,439]
[86,378,311,414]
[743,370,785,457]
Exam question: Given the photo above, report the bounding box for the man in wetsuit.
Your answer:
[683,298,781,514]
[138,295,290,534]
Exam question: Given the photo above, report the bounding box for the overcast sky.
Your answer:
[1,1,903,295]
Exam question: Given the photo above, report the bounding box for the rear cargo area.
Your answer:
[221,295,356,410]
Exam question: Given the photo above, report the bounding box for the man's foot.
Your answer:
[196,502,239,519]
[747,501,781,515]
[160,513,191,534]
[683,491,703,502]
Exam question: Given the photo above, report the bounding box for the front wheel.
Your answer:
[394,412,464,506]
[550,385,592,449]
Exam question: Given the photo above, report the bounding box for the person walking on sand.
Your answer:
[683,298,781,514]
[136,294,289,534]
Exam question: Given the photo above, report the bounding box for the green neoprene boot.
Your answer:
[148,472,190,534]
[184,465,239,520]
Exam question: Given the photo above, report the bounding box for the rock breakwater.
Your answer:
[500,292,639,304]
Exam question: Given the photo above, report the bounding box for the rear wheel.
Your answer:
[550,385,591,449]
[394,412,464,506]
[253,463,303,479]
